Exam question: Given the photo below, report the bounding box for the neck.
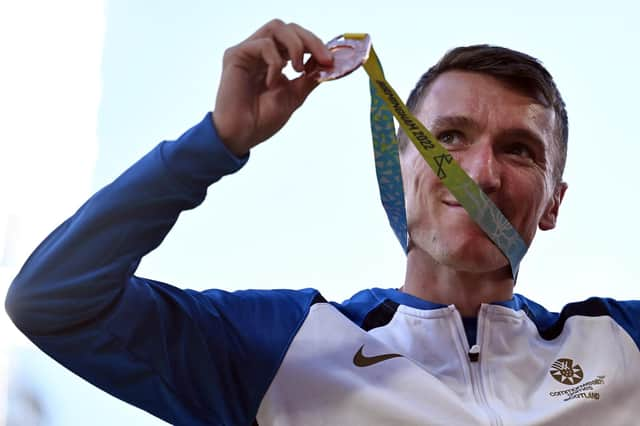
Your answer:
[401,247,515,317]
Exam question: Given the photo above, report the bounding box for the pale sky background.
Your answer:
[1,0,639,424]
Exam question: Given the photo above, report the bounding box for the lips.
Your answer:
[443,198,511,221]
[442,200,463,207]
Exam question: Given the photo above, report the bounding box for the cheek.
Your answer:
[502,173,548,238]
[403,157,440,210]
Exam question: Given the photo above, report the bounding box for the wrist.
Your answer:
[211,111,249,157]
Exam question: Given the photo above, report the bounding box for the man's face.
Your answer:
[400,70,567,273]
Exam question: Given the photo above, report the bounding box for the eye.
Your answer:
[437,130,464,146]
[506,143,534,160]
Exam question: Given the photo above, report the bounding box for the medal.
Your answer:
[307,35,371,82]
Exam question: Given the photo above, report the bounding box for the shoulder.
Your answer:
[514,294,640,347]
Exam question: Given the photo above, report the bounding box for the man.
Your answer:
[5,19,640,426]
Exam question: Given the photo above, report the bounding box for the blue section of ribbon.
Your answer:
[369,80,408,252]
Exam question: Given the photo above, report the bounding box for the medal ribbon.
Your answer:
[341,33,528,278]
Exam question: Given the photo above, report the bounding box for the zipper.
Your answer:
[453,305,502,426]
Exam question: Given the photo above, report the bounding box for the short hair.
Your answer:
[399,45,568,182]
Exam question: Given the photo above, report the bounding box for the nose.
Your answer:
[461,142,501,194]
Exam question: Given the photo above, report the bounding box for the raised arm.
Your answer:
[5,20,330,425]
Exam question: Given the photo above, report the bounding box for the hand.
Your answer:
[212,19,333,156]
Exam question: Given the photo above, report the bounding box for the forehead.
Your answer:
[416,70,557,144]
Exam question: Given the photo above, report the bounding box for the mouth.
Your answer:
[442,200,463,208]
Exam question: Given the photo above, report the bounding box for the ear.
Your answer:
[539,181,568,231]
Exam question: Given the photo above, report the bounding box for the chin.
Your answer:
[414,231,509,273]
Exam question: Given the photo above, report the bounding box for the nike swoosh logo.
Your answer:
[353,344,403,367]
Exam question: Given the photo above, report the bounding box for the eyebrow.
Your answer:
[498,128,547,151]
[428,115,479,133]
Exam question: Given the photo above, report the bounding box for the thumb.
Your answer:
[290,72,321,108]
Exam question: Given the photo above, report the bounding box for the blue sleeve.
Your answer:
[5,113,319,425]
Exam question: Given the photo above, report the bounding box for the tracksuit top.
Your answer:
[6,113,640,425]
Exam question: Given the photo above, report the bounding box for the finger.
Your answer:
[270,24,306,72]
[288,23,333,67]
[227,38,286,88]
[257,39,287,88]
[290,72,321,107]
[245,18,287,42]
[248,20,333,70]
